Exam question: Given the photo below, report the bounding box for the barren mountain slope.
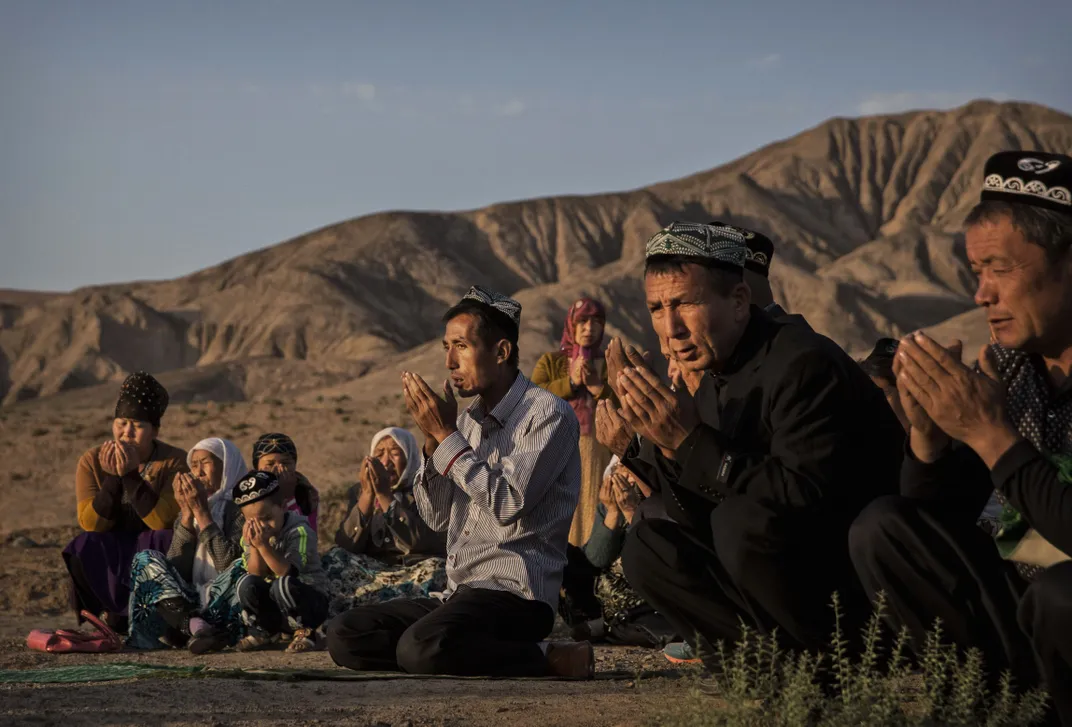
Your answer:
[2,100,1070,405]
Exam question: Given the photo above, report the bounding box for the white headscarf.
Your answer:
[186,438,247,596]
[369,427,420,491]
[187,438,248,528]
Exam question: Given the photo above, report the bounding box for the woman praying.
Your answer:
[321,427,447,616]
[62,371,188,633]
[250,432,320,531]
[127,438,248,651]
[532,297,615,546]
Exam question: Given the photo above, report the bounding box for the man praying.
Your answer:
[326,285,592,678]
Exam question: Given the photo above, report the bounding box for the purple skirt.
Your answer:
[63,529,174,618]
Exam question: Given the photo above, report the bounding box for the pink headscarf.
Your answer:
[560,297,606,435]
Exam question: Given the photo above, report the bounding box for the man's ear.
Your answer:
[496,340,513,364]
[733,281,752,318]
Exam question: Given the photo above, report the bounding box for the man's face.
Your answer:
[644,264,750,372]
[443,313,504,397]
[968,215,1072,354]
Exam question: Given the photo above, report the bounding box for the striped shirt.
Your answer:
[414,372,581,609]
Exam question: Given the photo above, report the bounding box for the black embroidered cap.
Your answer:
[252,432,298,467]
[708,221,775,277]
[114,371,169,427]
[981,151,1072,214]
[232,470,280,507]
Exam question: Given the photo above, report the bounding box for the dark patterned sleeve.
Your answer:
[200,504,245,571]
[166,520,199,580]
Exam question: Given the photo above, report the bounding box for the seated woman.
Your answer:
[250,432,320,530]
[574,458,675,650]
[62,372,188,633]
[321,428,447,617]
[127,438,248,651]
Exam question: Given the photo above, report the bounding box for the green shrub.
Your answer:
[655,593,1049,727]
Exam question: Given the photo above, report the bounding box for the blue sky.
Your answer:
[2,0,1070,292]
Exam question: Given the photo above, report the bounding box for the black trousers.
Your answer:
[326,587,555,676]
[850,495,1072,725]
[621,496,868,659]
[236,573,329,635]
[559,544,603,625]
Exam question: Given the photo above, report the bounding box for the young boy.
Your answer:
[232,470,328,652]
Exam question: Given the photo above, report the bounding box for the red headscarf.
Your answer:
[560,297,606,434]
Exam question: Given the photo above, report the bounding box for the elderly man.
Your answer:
[599,221,904,664]
[326,285,592,678]
[850,151,1072,724]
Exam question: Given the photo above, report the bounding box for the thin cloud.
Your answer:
[494,99,527,117]
[341,82,377,102]
[857,91,1009,115]
[749,53,781,69]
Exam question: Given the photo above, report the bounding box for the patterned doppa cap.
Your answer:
[232,470,280,507]
[981,151,1072,214]
[460,285,523,329]
[644,222,747,267]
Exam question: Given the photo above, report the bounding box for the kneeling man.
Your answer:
[327,286,591,677]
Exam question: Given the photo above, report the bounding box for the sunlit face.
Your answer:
[241,498,285,536]
[372,436,407,486]
[443,313,508,398]
[968,215,1072,355]
[112,418,156,458]
[573,317,605,348]
[644,264,751,372]
[189,449,223,495]
[255,452,296,474]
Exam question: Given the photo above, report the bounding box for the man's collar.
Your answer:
[468,371,527,428]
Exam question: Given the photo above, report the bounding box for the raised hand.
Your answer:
[595,400,635,458]
[569,357,589,388]
[248,519,271,550]
[173,472,194,527]
[605,338,630,398]
[616,350,700,455]
[361,457,394,498]
[896,332,1012,458]
[402,372,458,443]
[611,470,641,524]
[113,441,140,475]
[99,441,120,476]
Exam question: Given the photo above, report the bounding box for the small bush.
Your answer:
[31,428,49,437]
[334,407,347,416]
[656,593,1049,727]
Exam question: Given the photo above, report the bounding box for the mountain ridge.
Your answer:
[3,99,1070,406]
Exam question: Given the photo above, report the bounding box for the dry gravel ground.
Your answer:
[0,532,696,727]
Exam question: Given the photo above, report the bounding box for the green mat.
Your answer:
[0,663,645,685]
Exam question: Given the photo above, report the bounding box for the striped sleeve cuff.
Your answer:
[430,431,471,477]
